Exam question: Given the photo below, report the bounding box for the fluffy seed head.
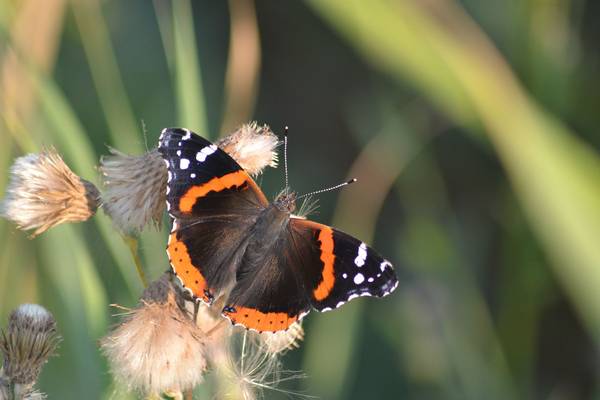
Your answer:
[101,276,208,395]
[99,148,166,234]
[216,122,279,176]
[0,148,100,237]
[218,332,306,400]
[0,304,61,389]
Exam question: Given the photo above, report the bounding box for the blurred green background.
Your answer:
[2,0,600,399]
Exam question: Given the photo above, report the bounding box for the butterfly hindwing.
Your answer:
[220,201,321,332]
[159,128,268,302]
[222,230,312,332]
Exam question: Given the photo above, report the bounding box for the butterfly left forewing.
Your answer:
[158,127,268,219]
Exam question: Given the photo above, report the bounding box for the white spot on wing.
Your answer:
[177,150,181,156]
[354,243,367,267]
[190,173,196,178]
[182,129,192,140]
[196,144,218,162]
[167,170,173,183]
[380,260,392,272]
[342,273,348,279]
[368,277,374,283]
[354,273,365,285]
[180,158,190,170]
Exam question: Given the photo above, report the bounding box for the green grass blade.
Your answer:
[71,0,143,154]
[171,0,208,134]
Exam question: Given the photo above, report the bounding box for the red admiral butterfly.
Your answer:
[158,128,398,332]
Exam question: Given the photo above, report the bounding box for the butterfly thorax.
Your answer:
[250,191,295,248]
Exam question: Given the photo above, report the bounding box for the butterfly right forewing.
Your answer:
[289,219,398,312]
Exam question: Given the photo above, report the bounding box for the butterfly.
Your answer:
[158,128,398,332]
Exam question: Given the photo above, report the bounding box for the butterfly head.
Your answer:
[274,190,297,214]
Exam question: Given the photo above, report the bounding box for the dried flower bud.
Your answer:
[0,304,60,398]
[99,148,166,234]
[0,149,101,237]
[216,122,279,176]
[260,322,304,354]
[101,276,207,395]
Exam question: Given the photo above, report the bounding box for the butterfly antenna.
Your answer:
[284,126,290,190]
[297,178,357,200]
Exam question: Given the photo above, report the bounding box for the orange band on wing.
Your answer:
[179,170,250,212]
[223,306,299,332]
[168,233,212,303]
[313,227,336,301]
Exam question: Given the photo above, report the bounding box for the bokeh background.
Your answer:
[2,0,600,399]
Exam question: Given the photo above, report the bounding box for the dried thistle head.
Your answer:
[216,122,279,176]
[0,148,100,237]
[101,275,208,396]
[99,148,166,234]
[0,304,61,398]
[0,387,46,400]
